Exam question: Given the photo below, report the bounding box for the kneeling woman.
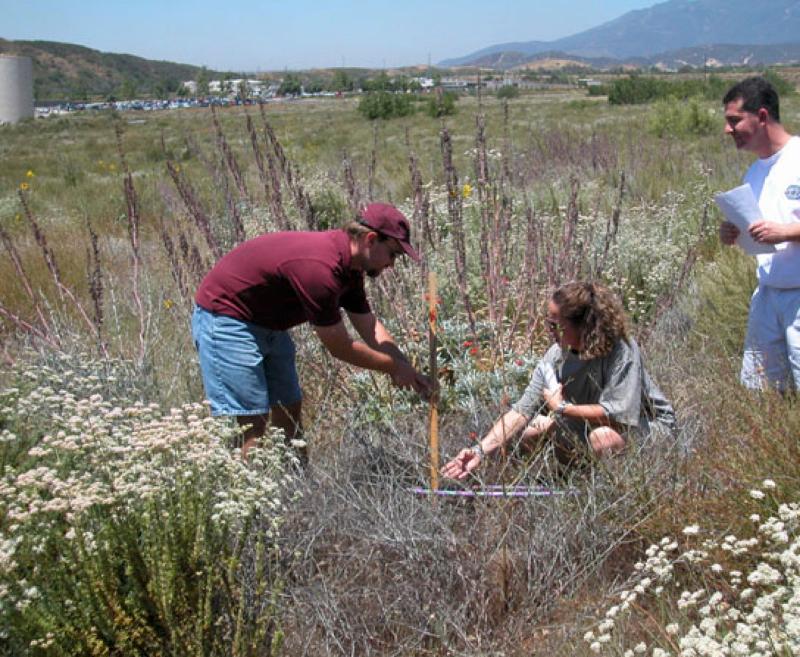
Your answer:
[442,282,676,480]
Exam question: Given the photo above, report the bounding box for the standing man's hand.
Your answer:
[719,221,740,245]
[749,220,787,244]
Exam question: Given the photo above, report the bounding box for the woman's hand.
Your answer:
[542,384,564,412]
[441,448,481,480]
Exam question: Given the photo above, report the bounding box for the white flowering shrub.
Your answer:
[582,483,800,657]
[0,352,295,656]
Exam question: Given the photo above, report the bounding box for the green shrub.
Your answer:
[310,187,349,230]
[761,68,796,97]
[496,85,520,100]
[648,98,716,138]
[426,91,458,118]
[587,84,610,97]
[609,75,728,106]
[278,73,302,97]
[566,98,602,110]
[357,92,414,120]
[608,76,667,105]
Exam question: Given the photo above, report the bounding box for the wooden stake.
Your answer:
[428,272,439,491]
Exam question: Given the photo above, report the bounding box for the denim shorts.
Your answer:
[191,305,302,416]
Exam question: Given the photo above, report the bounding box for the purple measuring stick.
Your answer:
[409,485,569,498]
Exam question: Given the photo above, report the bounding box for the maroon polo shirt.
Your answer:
[195,230,371,330]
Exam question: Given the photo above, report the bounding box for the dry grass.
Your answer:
[1,89,799,655]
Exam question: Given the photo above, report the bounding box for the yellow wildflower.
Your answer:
[26,170,34,178]
[163,299,174,310]
[19,182,29,191]
[462,183,472,198]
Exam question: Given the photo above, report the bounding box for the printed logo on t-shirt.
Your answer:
[785,184,800,200]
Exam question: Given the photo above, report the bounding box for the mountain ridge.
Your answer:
[440,0,800,67]
[0,38,227,100]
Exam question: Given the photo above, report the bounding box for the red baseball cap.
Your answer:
[358,203,420,262]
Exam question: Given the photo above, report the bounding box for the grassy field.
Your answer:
[1,89,799,656]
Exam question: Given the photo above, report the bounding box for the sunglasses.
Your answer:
[381,236,404,259]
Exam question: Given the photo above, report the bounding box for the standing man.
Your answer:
[720,76,800,392]
[192,203,432,459]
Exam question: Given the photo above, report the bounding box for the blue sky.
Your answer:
[2,1,657,71]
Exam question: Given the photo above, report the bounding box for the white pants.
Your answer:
[741,285,800,391]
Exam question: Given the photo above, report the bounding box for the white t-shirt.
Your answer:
[744,135,800,289]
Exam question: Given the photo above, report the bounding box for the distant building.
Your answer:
[441,77,469,91]
[184,78,267,98]
[484,76,518,91]
[411,77,435,90]
[0,55,34,124]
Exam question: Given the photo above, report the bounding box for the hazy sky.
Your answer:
[2,0,658,71]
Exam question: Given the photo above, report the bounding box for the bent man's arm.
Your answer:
[346,311,408,361]
[314,320,397,374]
[346,311,432,397]
[314,319,427,396]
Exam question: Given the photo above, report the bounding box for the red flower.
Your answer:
[469,347,479,356]
[463,340,473,348]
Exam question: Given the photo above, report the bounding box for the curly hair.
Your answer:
[551,281,628,360]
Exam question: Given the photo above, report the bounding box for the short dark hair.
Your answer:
[723,76,780,122]
[343,220,390,241]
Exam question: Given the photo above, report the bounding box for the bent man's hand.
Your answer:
[390,359,419,389]
[441,448,481,480]
[749,220,787,244]
[719,221,740,245]
[413,372,433,400]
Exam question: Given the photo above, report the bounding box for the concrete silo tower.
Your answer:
[0,55,34,124]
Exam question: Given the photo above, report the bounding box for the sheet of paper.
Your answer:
[714,184,776,255]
